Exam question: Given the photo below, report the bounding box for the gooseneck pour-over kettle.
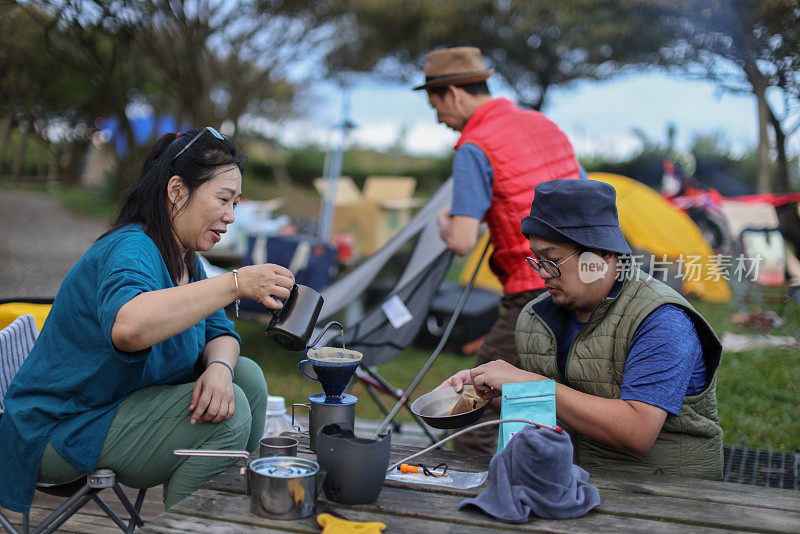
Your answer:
[264,284,342,351]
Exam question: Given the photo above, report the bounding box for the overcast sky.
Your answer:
[250,70,797,161]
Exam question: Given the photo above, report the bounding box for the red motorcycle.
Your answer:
[661,158,800,254]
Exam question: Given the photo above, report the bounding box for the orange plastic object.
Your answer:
[399,463,420,474]
[317,513,386,533]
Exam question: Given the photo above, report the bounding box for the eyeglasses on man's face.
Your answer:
[525,248,582,278]
[171,126,225,165]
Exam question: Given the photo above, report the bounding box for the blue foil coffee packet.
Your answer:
[498,380,556,453]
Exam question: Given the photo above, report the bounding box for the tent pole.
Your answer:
[319,90,353,242]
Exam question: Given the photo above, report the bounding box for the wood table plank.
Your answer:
[207,445,800,520]
[163,487,743,534]
[204,473,800,534]
[588,468,800,513]
[163,490,533,534]
[140,512,301,533]
[146,433,797,533]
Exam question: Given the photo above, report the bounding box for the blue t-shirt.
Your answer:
[556,304,707,416]
[451,142,494,220]
[0,225,239,513]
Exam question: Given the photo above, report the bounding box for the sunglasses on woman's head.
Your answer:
[171,127,225,164]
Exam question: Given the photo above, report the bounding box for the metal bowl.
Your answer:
[410,387,489,429]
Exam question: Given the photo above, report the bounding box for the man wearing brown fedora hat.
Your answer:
[415,46,583,454]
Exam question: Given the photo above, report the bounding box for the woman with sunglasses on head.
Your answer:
[0,128,294,515]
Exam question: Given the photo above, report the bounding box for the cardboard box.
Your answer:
[314,176,424,256]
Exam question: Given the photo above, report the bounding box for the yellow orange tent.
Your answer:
[590,172,730,302]
[458,232,502,293]
[460,173,731,302]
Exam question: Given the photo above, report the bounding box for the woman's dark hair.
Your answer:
[101,128,246,284]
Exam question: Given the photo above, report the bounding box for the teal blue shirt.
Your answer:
[0,225,240,513]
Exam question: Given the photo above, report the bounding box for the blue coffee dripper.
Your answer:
[298,347,363,402]
[294,347,363,451]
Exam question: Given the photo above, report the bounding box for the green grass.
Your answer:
[692,296,800,452]
[56,186,119,222]
[716,348,799,451]
[34,184,800,452]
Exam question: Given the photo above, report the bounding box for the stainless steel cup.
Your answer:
[259,436,298,458]
[172,450,320,520]
[249,457,319,520]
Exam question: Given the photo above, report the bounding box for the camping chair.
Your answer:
[719,200,800,313]
[311,178,489,443]
[0,314,146,534]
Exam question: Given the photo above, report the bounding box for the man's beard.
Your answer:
[552,293,579,311]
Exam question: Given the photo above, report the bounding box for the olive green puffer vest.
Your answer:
[516,269,724,479]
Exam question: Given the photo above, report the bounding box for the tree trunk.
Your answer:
[753,87,771,194]
[11,123,31,184]
[270,143,291,188]
[35,142,48,183]
[0,115,12,182]
[112,111,140,198]
[744,58,772,193]
[60,141,84,186]
[767,105,790,192]
[47,151,59,184]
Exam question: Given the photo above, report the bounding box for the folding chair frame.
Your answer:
[0,470,145,534]
[732,226,799,312]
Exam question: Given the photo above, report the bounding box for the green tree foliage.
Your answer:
[655,0,800,193]
[1,0,339,192]
[0,3,99,183]
[582,125,797,197]
[133,0,335,129]
[247,143,451,192]
[323,0,675,110]
[323,0,799,193]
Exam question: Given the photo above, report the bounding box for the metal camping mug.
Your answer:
[173,449,320,520]
[259,436,298,458]
[292,399,356,452]
[249,456,319,520]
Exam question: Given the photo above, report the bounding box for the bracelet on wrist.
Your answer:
[207,359,234,379]
[232,269,240,318]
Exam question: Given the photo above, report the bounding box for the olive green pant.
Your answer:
[38,356,267,510]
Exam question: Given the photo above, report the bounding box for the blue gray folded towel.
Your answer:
[459,425,601,523]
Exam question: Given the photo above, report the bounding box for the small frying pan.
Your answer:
[410,387,489,429]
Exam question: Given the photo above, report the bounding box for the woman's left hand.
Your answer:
[189,364,235,424]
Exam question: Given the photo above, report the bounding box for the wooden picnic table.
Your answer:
[141,434,800,533]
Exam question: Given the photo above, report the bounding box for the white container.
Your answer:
[263,395,299,438]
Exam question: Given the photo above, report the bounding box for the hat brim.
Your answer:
[413,69,494,91]
[521,215,632,255]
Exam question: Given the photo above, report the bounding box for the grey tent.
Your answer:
[313,178,487,442]
[316,178,453,366]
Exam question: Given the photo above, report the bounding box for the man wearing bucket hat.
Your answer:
[415,46,583,453]
[442,179,724,479]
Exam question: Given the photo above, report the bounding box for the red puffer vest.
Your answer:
[455,98,580,294]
